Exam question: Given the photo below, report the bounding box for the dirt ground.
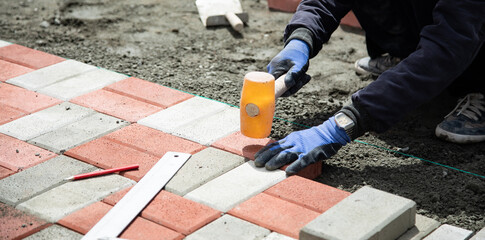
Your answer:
[1,0,484,231]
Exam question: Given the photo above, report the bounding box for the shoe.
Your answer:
[354,54,401,76]
[435,93,485,143]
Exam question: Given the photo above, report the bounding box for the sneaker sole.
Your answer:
[354,59,380,76]
[435,125,485,144]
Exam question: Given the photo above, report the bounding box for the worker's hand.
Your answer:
[254,116,350,175]
[267,39,310,97]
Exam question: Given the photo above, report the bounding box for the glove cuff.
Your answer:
[285,28,314,58]
[336,102,372,140]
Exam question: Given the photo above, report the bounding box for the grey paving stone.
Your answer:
[138,96,228,132]
[470,226,485,240]
[185,214,270,240]
[6,60,96,90]
[263,232,296,240]
[37,68,128,101]
[165,147,246,196]
[398,214,440,240]
[0,155,97,205]
[23,224,82,240]
[0,102,95,141]
[424,224,473,240]
[17,174,135,222]
[300,186,416,240]
[184,161,286,212]
[29,112,128,153]
[0,40,11,48]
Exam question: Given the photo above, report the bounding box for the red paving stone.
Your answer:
[105,124,205,157]
[281,161,323,180]
[0,83,62,113]
[58,201,183,240]
[211,131,274,160]
[71,89,162,122]
[229,193,320,239]
[0,44,65,69]
[267,0,301,12]
[0,103,26,125]
[104,189,220,235]
[104,77,193,108]
[0,166,14,180]
[0,59,34,82]
[265,175,351,213]
[341,11,362,29]
[0,202,50,240]
[0,133,57,172]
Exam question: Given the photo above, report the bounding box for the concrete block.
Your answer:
[0,40,11,47]
[184,161,286,212]
[0,102,95,141]
[165,147,246,196]
[300,186,416,240]
[398,214,440,240]
[138,96,228,132]
[0,155,97,205]
[470,227,485,240]
[185,214,270,240]
[29,112,128,153]
[424,224,473,240]
[173,107,240,145]
[17,174,135,222]
[23,224,83,240]
[37,68,128,101]
[264,232,296,240]
[7,60,96,90]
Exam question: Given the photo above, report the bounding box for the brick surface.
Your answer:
[281,161,322,180]
[7,60,96,91]
[0,102,94,141]
[23,224,83,240]
[398,214,440,240]
[267,0,301,12]
[185,214,270,240]
[229,193,320,239]
[0,59,34,82]
[71,89,162,122]
[300,186,416,240]
[58,201,183,240]
[212,131,274,160]
[185,161,287,212]
[0,202,49,240]
[0,133,57,172]
[105,77,193,108]
[424,224,473,240]
[17,174,134,222]
[263,232,296,240]
[38,68,128,101]
[166,147,245,196]
[0,166,14,180]
[104,124,205,157]
[0,103,26,125]
[264,175,350,213]
[29,112,128,153]
[0,155,97,205]
[0,82,62,113]
[341,11,361,29]
[0,44,65,69]
[0,40,11,48]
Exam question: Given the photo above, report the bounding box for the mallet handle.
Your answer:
[274,74,288,99]
[225,12,244,32]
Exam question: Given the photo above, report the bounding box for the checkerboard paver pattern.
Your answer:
[0,41,475,239]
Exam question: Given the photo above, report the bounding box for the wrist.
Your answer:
[286,39,310,58]
[285,28,314,57]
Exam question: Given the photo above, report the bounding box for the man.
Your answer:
[254,0,485,175]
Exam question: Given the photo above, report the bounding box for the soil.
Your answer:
[1,0,484,231]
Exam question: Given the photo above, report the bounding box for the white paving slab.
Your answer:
[263,232,296,240]
[23,224,83,240]
[398,214,440,240]
[470,227,485,240]
[424,224,473,240]
[0,40,12,48]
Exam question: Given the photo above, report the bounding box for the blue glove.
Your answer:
[254,116,351,175]
[267,39,311,97]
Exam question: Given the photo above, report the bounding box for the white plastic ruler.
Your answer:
[82,152,191,240]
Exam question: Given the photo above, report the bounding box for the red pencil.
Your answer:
[64,164,139,181]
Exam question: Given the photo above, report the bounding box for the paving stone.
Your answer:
[185,214,270,240]
[0,103,26,125]
[398,214,440,240]
[105,77,194,108]
[58,201,183,240]
[0,59,34,82]
[6,60,96,90]
[281,161,323,179]
[0,102,94,141]
[17,174,134,222]
[212,131,274,160]
[0,202,49,240]
[0,133,57,172]
[267,0,300,12]
[185,161,287,212]
[0,166,14,180]
[38,68,128,101]
[300,186,416,240]
[65,137,161,182]
[29,112,128,153]
[0,40,11,47]
[138,96,228,132]
[166,147,246,196]
[341,11,362,29]
[470,226,485,240]
[0,155,97,205]
[264,175,350,213]
[423,224,473,240]
[71,89,162,122]
[23,224,83,240]
[0,82,62,113]
[229,193,320,239]
[0,44,65,69]
[104,123,205,157]
[263,232,296,240]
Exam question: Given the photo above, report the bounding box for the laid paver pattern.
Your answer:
[0,202,49,240]
[0,103,26,125]
[0,59,33,82]
[0,82,62,113]
[0,44,64,69]
[263,232,297,240]
[23,224,83,240]
[212,131,274,160]
[0,166,14,180]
